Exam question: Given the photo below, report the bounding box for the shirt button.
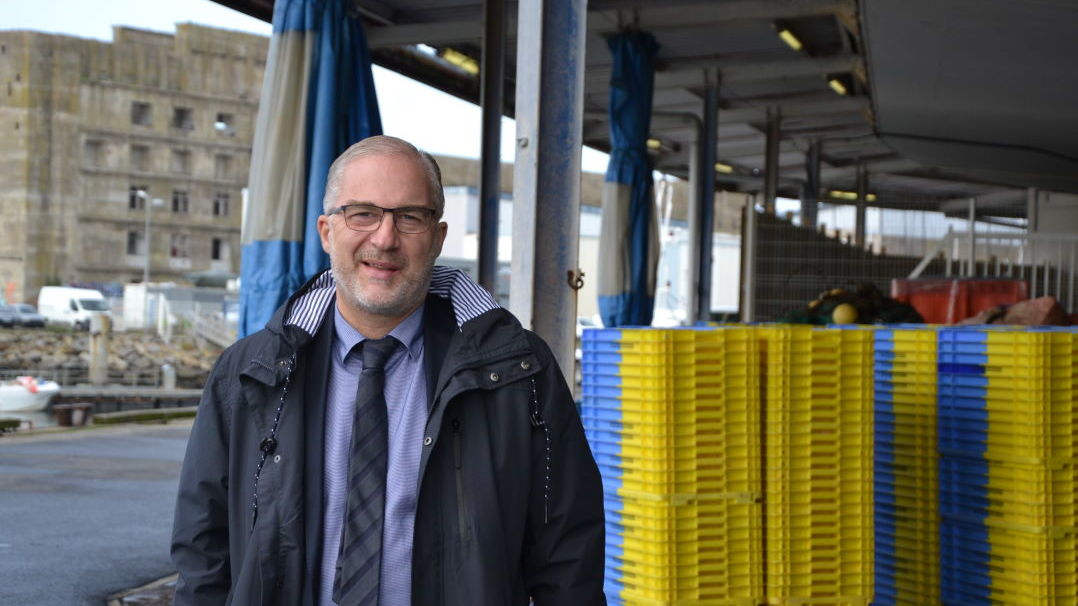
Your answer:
[520,360,531,370]
[490,372,500,382]
[423,436,433,446]
[273,454,282,463]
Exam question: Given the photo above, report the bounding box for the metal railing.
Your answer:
[911,227,1078,313]
[0,367,161,387]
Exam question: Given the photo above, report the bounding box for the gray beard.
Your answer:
[330,253,435,319]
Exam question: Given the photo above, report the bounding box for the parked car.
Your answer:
[11,304,46,328]
[0,304,14,328]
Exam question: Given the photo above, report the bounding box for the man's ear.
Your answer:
[317,214,332,253]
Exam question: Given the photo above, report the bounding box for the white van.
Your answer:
[37,287,111,330]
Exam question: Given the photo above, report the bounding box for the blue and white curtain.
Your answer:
[597,30,660,327]
[239,0,382,336]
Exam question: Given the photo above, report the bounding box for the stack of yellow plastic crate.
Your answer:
[873,326,939,605]
[580,327,763,605]
[937,327,1077,604]
[761,325,874,605]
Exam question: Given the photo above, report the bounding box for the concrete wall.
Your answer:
[0,25,266,303]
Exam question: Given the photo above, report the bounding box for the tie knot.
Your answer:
[361,336,398,371]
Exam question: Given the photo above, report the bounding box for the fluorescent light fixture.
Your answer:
[440,48,479,75]
[714,162,734,174]
[778,29,803,51]
[828,78,848,95]
[646,138,663,150]
[828,190,877,202]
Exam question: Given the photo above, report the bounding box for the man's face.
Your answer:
[317,153,447,327]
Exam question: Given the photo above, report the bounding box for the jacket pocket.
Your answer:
[451,419,470,543]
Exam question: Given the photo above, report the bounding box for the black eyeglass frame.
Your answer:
[325,203,439,234]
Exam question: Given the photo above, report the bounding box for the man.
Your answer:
[171,135,606,605]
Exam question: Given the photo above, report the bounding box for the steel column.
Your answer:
[801,140,820,229]
[694,70,719,323]
[510,0,586,384]
[967,197,976,277]
[477,0,506,294]
[1027,187,1039,232]
[740,194,758,323]
[686,140,700,324]
[855,161,867,247]
[763,107,780,214]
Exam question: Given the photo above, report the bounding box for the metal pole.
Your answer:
[477,0,506,294]
[855,161,867,248]
[967,197,976,277]
[763,107,780,215]
[740,194,758,323]
[510,0,586,384]
[1027,187,1039,232]
[695,69,719,323]
[801,140,819,229]
[686,140,700,324]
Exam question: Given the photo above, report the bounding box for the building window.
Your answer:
[129,185,148,210]
[214,154,232,180]
[127,231,145,256]
[211,237,224,261]
[84,139,104,167]
[171,149,191,174]
[170,234,190,259]
[130,144,150,171]
[131,101,152,126]
[213,191,231,217]
[172,189,189,214]
[214,112,234,136]
[171,107,194,131]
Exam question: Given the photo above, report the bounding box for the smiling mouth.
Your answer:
[359,258,404,279]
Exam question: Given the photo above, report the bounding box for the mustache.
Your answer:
[355,251,407,266]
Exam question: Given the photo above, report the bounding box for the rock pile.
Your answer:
[0,327,224,388]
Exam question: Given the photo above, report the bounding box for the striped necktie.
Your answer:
[332,336,399,606]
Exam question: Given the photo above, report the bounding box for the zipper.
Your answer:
[452,419,469,542]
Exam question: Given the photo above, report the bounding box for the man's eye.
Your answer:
[349,208,379,220]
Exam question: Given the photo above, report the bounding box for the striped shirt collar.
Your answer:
[284,265,499,338]
[331,302,425,367]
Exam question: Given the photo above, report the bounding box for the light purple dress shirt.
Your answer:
[318,304,427,606]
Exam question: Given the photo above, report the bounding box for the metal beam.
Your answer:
[510,0,586,385]
[478,0,507,294]
[366,0,854,47]
[591,0,855,31]
[939,188,1025,213]
[584,54,864,90]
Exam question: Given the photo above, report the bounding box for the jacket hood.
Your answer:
[268,265,502,340]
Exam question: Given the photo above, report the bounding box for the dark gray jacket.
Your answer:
[171,267,606,605]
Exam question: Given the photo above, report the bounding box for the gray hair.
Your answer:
[322,135,445,218]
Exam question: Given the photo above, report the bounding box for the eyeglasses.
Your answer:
[326,203,438,234]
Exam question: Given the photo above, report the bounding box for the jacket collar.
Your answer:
[271,265,501,339]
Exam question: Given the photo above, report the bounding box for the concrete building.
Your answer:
[0,22,747,327]
[0,24,267,303]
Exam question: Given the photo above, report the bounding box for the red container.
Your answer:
[890,278,1029,324]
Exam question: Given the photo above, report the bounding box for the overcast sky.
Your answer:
[2,0,609,172]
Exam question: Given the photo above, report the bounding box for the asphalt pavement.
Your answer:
[0,422,191,605]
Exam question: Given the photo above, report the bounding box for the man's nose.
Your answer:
[367,212,401,248]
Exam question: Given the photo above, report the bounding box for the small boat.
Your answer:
[0,376,61,412]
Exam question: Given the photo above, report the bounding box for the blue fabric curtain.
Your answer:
[597,31,660,327]
[238,0,382,337]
